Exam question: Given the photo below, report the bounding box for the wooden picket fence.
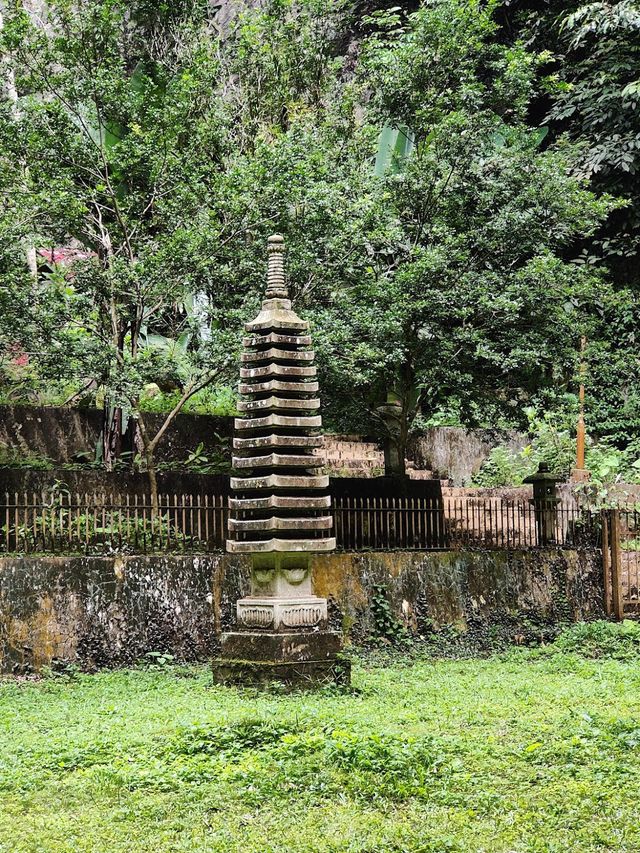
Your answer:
[0,490,601,555]
[603,507,640,620]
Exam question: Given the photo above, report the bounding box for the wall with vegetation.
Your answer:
[0,548,604,673]
[1,404,526,483]
[408,427,527,486]
[0,405,231,468]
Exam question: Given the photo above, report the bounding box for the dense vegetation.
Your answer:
[0,0,638,475]
[3,623,640,851]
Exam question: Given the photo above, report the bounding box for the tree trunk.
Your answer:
[376,365,420,478]
[102,403,122,469]
[146,450,160,521]
[396,407,410,478]
[136,410,160,521]
[1,7,38,285]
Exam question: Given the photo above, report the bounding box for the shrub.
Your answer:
[551,620,640,660]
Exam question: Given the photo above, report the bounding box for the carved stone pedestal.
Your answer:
[237,595,328,631]
[213,560,348,689]
[213,569,348,689]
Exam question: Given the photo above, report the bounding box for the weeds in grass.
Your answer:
[516,619,640,661]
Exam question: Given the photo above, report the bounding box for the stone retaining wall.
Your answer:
[0,404,231,465]
[409,427,528,486]
[0,548,605,673]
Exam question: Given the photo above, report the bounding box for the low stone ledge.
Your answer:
[0,548,605,674]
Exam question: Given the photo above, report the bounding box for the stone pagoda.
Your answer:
[212,234,349,687]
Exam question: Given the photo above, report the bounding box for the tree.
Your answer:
[503,0,640,285]
[0,0,241,509]
[195,0,387,435]
[499,0,640,451]
[0,0,629,486]
[344,0,616,474]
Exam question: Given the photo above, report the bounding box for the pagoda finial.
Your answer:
[266,234,288,299]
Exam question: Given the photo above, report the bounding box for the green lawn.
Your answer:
[2,626,640,852]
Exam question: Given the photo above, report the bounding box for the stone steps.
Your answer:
[314,435,435,479]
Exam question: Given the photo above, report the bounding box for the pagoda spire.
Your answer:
[265,234,288,299]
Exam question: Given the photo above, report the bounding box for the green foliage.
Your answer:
[549,620,640,661]
[471,445,533,488]
[368,583,411,644]
[548,1,640,274]
[1,0,638,464]
[473,408,575,486]
[0,443,53,470]
[473,406,640,486]
[343,0,617,465]
[0,0,238,465]
[502,0,640,452]
[172,718,303,757]
[137,385,238,417]
[178,438,231,475]
[144,651,176,669]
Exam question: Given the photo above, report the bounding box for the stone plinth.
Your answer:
[211,658,351,690]
[219,631,341,661]
[213,631,350,691]
[213,234,348,687]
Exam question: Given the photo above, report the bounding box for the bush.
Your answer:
[471,445,534,487]
[472,406,640,488]
[550,620,640,660]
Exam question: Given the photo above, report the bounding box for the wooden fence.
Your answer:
[0,491,602,555]
[603,507,640,619]
[332,495,598,550]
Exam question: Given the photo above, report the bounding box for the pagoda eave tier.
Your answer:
[230,474,329,490]
[234,414,322,431]
[240,364,317,379]
[238,380,319,395]
[226,537,337,554]
[237,397,320,413]
[228,516,333,532]
[233,434,324,450]
[233,453,323,469]
[243,333,312,347]
[229,495,331,510]
[241,348,315,363]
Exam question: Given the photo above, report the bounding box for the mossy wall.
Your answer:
[0,549,604,673]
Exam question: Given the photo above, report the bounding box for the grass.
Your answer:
[2,624,640,852]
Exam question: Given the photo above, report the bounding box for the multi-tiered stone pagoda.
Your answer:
[213,234,349,687]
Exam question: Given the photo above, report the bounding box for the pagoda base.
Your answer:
[211,658,351,690]
[212,631,350,689]
[237,595,328,631]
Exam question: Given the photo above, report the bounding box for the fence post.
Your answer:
[601,509,612,617]
[610,508,624,621]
